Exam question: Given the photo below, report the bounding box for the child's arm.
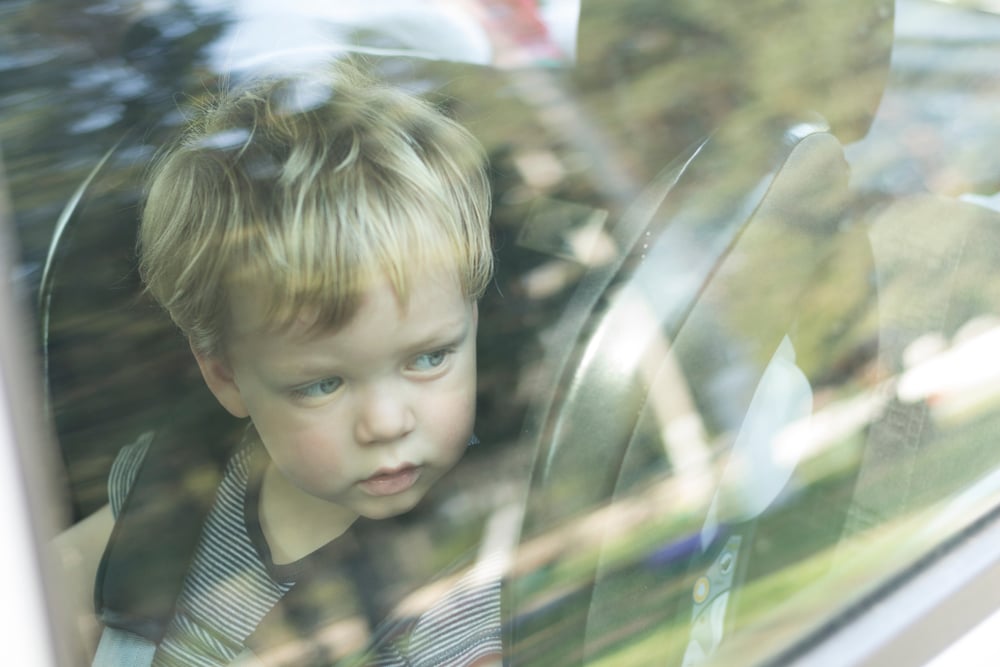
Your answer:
[50,504,114,656]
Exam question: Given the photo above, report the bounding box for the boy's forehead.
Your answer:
[224,267,467,345]
[224,281,362,343]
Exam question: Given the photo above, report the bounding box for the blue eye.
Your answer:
[292,377,343,399]
[411,349,449,371]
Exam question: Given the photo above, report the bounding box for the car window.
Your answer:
[3,0,1000,665]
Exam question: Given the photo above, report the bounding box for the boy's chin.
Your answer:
[355,491,426,521]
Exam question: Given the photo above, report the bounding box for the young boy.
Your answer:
[54,60,500,666]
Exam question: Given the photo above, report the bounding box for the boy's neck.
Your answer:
[258,463,357,565]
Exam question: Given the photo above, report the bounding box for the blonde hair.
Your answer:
[139,61,493,356]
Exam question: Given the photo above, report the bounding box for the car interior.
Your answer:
[6,0,1000,665]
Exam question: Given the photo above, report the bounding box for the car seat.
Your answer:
[501,0,895,664]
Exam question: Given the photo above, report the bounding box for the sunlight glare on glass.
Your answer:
[187,0,580,75]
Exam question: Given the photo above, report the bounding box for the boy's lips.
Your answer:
[358,464,421,496]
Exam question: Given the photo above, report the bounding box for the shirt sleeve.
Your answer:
[405,558,504,667]
[107,431,154,519]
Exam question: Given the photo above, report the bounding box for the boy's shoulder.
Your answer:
[96,387,245,643]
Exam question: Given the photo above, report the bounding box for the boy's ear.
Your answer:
[191,346,250,419]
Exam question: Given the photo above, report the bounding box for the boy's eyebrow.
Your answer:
[406,317,473,351]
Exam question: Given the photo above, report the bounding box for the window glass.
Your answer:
[3,0,1000,665]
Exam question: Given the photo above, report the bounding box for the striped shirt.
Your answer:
[108,434,502,666]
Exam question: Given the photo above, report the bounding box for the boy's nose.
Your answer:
[355,384,415,444]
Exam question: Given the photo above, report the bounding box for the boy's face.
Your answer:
[195,268,478,521]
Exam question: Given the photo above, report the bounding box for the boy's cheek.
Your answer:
[431,391,477,457]
[258,423,351,479]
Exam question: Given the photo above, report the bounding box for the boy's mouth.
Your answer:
[359,464,421,496]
